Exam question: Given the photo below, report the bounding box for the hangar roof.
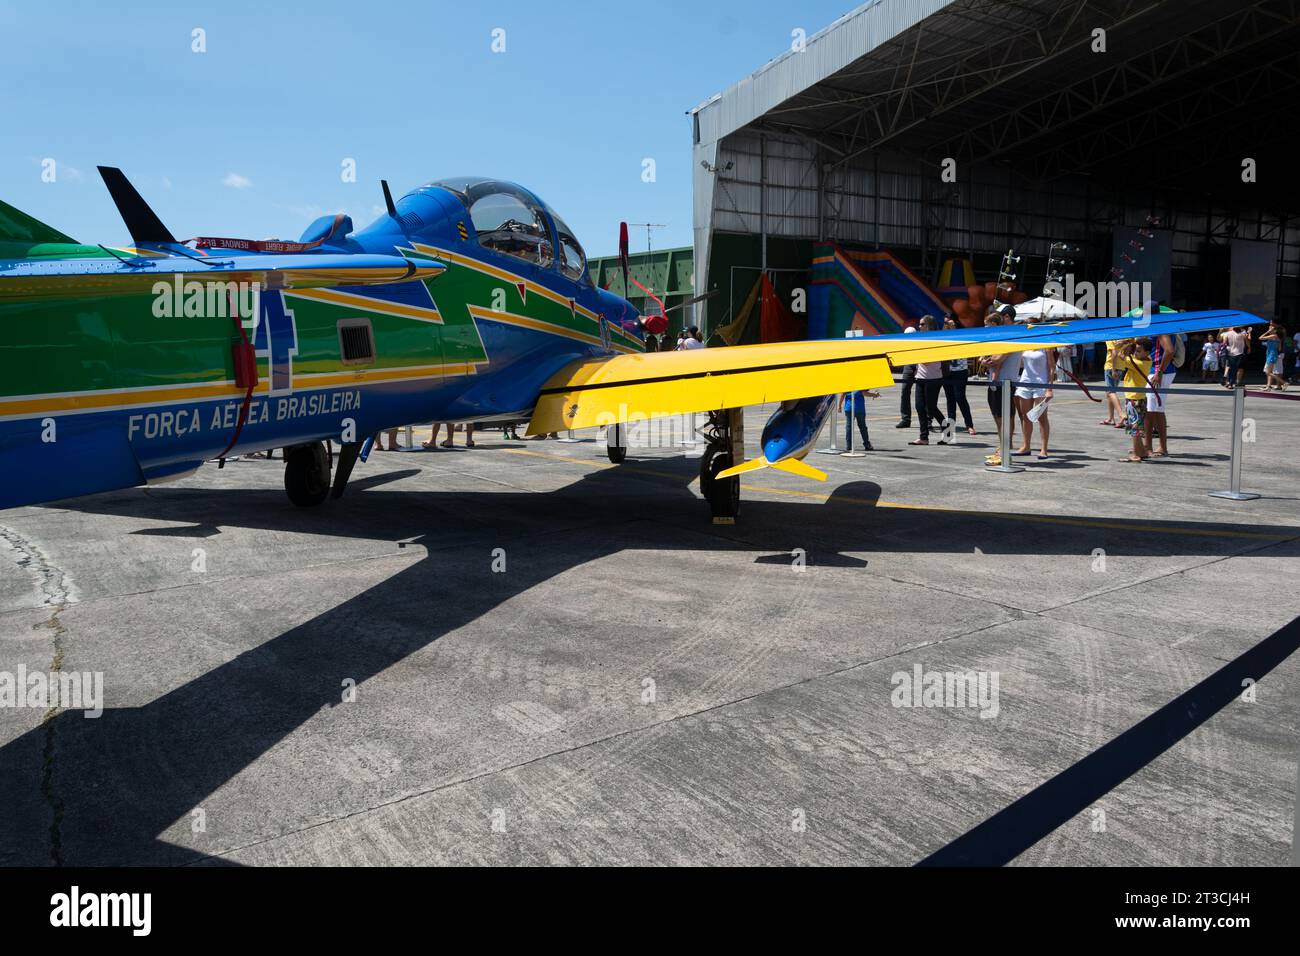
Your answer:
[692,0,1300,210]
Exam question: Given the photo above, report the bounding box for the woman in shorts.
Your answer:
[1014,347,1056,460]
[1261,321,1287,391]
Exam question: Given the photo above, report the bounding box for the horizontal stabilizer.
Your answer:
[0,199,76,245]
[715,455,827,482]
[713,458,772,480]
[771,457,827,481]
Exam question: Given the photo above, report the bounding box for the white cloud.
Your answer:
[161,176,173,191]
[222,172,252,189]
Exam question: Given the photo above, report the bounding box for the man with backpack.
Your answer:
[1143,305,1184,458]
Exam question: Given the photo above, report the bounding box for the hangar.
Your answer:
[690,0,1300,340]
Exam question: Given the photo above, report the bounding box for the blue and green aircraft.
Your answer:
[0,169,1264,521]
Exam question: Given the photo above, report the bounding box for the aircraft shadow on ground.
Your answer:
[1,458,1294,865]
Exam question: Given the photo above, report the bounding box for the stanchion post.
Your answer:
[986,381,1023,473]
[1209,385,1260,501]
[817,396,842,455]
[678,412,698,447]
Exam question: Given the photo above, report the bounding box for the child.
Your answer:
[1118,338,1153,462]
[1200,335,1219,383]
[842,389,881,452]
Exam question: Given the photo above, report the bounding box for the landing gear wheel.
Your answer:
[700,447,740,521]
[284,442,331,507]
[605,423,627,464]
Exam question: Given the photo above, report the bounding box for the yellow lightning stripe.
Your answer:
[411,243,600,322]
[466,305,638,354]
[287,287,443,324]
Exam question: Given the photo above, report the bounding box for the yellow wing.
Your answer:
[527,341,895,434]
[527,308,1262,435]
[525,336,1043,435]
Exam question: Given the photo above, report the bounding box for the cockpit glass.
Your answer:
[552,215,588,283]
[428,178,553,269]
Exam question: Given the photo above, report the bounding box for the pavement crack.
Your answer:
[0,524,71,866]
[1039,532,1300,615]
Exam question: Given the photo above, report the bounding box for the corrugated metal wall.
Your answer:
[709,129,1300,291]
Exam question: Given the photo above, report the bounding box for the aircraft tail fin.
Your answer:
[0,199,77,245]
[97,166,177,245]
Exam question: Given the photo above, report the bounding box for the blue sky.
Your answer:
[3,0,857,256]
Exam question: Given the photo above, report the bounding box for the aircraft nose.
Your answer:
[761,429,793,464]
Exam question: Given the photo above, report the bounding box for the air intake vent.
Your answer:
[338,318,375,365]
[400,212,424,230]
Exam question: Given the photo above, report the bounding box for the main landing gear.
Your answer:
[606,422,627,464]
[697,408,743,524]
[284,442,331,507]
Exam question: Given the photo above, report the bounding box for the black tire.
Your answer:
[700,448,739,519]
[284,442,331,507]
[606,445,627,464]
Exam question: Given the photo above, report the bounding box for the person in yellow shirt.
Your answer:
[1117,338,1153,461]
[1102,338,1125,427]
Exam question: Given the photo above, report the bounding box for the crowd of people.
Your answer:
[364,309,1291,463]
[843,304,1290,466]
[642,325,706,352]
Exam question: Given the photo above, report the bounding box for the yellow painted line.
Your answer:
[501,447,1296,541]
[287,288,443,324]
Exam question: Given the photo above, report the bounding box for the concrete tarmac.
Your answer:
[0,381,1296,865]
